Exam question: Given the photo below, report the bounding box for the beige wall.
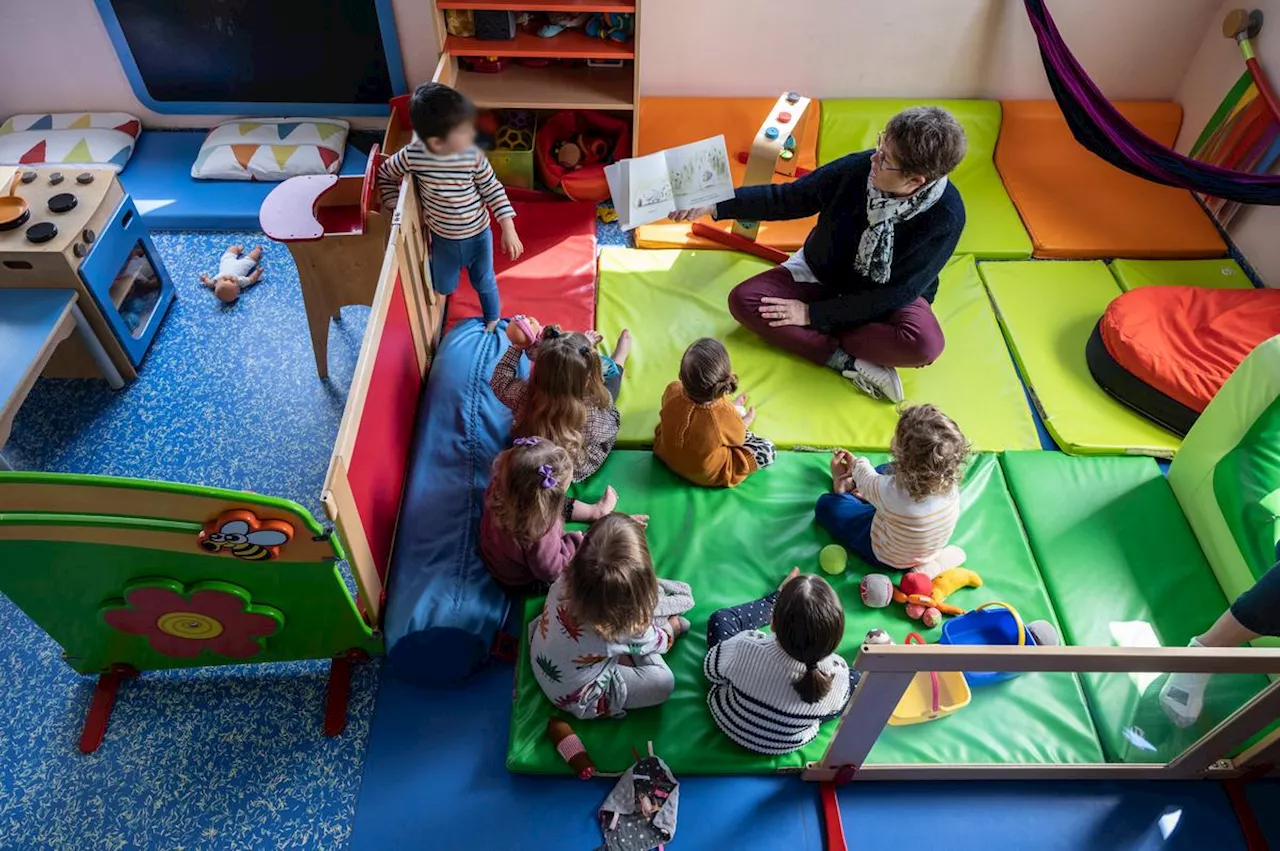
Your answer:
[639,0,1218,100]
[1175,0,1280,286]
[0,0,1215,124]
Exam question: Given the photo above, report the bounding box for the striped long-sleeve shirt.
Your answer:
[851,457,959,569]
[704,631,851,755]
[376,141,515,240]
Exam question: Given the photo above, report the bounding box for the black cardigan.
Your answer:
[715,152,965,331]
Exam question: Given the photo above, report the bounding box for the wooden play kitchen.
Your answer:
[0,165,175,381]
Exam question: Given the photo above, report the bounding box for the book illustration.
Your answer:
[604,135,735,231]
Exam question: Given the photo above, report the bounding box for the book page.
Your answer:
[608,152,676,231]
[664,135,734,210]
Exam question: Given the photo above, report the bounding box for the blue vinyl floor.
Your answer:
[0,223,1273,849]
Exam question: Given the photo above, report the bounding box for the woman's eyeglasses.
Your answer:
[875,132,904,172]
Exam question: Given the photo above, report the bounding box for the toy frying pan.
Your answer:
[0,169,29,230]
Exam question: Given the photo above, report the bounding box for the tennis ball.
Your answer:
[819,544,848,576]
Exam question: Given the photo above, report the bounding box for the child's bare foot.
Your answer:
[830,452,855,494]
[612,329,632,367]
[668,615,690,637]
[248,246,263,262]
[779,566,800,590]
[227,244,243,255]
[589,486,618,519]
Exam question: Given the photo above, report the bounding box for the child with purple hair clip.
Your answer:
[479,437,640,594]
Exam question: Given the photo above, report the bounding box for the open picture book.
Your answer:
[604,135,735,230]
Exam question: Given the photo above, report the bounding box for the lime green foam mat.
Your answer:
[507,451,1103,775]
[818,99,1032,259]
[1110,258,1254,292]
[597,249,1039,453]
[1001,451,1270,763]
[979,260,1181,458]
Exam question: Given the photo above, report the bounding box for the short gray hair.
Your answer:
[885,107,967,181]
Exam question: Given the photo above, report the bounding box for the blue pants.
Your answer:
[430,229,500,322]
[814,462,893,569]
[1232,545,1280,636]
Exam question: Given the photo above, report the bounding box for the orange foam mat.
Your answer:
[995,101,1226,260]
[633,97,820,252]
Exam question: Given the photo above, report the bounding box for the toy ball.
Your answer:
[504,109,535,131]
[905,602,926,620]
[920,607,942,629]
[819,544,847,576]
[496,126,533,151]
[865,629,894,645]
[860,573,893,608]
[1026,619,1061,646]
[476,110,501,136]
[900,572,932,597]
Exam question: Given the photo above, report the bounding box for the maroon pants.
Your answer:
[727,266,945,368]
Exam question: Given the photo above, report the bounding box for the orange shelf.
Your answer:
[438,1,634,10]
[445,31,634,60]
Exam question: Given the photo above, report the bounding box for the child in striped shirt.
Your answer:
[815,404,969,578]
[704,569,852,755]
[376,82,523,331]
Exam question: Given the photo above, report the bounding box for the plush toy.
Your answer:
[444,8,475,36]
[860,573,895,608]
[864,628,894,645]
[554,140,583,169]
[547,717,595,780]
[506,314,543,349]
[538,11,590,37]
[1026,620,1061,646]
[585,12,634,42]
[861,567,982,628]
[930,568,983,604]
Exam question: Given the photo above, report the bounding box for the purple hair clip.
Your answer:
[537,465,558,489]
[513,437,539,446]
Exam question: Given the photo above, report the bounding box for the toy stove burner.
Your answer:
[26,221,58,244]
[48,193,78,214]
[0,207,30,231]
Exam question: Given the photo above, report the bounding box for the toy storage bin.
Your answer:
[939,601,1036,686]
[489,117,537,190]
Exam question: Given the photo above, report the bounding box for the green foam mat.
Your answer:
[1001,451,1271,763]
[979,260,1182,458]
[818,99,1032,259]
[1110,258,1254,292]
[598,249,1039,453]
[507,451,1103,775]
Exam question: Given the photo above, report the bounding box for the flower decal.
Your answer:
[100,578,284,659]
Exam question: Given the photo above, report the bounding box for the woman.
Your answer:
[673,107,967,403]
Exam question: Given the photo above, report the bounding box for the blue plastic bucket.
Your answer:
[938,602,1035,686]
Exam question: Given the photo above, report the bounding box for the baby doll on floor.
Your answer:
[201,244,264,304]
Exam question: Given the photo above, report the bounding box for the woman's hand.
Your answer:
[759,297,810,328]
[669,205,716,222]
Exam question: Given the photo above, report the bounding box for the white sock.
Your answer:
[911,546,967,580]
[1160,637,1209,728]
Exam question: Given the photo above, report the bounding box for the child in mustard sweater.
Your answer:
[653,338,775,487]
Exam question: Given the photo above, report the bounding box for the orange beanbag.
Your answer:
[1100,286,1280,413]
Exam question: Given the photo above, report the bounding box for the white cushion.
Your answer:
[0,128,137,172]
[191,117,349,181]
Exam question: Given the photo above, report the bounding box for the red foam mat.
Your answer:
[446,197,598,333]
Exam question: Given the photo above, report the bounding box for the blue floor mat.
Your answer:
[350,664,824,851]
[122,131,369,230]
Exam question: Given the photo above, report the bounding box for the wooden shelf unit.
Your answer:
[430,0,641,154]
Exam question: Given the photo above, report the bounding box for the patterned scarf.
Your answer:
[855,175,949,284]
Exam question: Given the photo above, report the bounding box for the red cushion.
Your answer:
[447,196,597,333]
[1100,286,1280,412]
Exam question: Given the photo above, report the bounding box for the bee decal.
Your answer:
[198,509,293,561]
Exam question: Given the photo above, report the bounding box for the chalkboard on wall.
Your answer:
[106,0,399,107]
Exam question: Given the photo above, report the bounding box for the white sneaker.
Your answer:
[911,545,967,580]
[842,359,903,403]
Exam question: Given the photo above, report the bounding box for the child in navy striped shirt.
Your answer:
[376,82,523,331]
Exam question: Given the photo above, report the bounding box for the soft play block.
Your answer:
[818,99,1031,259]
[383,321,517,684]
[995,102,1226,260]
[447,197,597,333]
[596,248,1038,453]
[979,260,1181,457]
[1109,258,1253,292]
[507,451,1102,775]
[633,97,822,253]
[122,130,368,230]
[1001,451,1270,763]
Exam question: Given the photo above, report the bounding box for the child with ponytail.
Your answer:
[480,437,623,593]
[654,338,775,487]
[704,569,852,754]
[491,325,627,481]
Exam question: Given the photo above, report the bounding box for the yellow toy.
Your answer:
[930,568,983,604]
